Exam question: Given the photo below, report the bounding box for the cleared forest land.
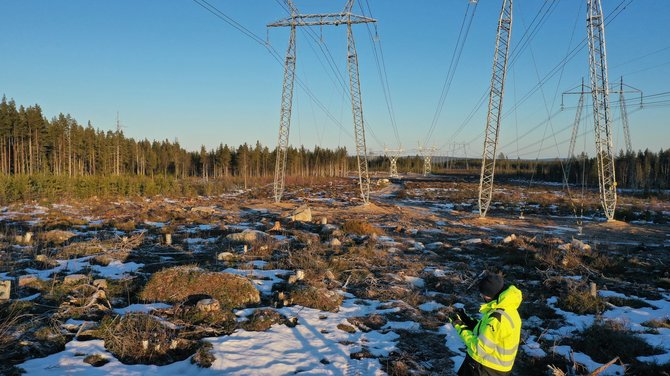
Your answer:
[0,175,669,375]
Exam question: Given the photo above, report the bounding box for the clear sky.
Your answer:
[1,0,668,158]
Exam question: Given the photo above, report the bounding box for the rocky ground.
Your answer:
[0,175,668,375]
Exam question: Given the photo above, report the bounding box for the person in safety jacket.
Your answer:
[450,272,522,376]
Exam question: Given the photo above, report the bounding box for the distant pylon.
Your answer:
[384,145,403,178]
[418,144,437,176]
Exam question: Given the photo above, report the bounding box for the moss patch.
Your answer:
[140,266,260,309]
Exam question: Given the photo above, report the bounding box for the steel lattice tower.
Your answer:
[384,146,403,178]
[587,0,617,221]
[478,0,512,218]
[419,145,437,176]
[269,0,375,204]
[618,77,633,154]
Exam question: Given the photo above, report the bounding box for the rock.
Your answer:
[35,254,49,263]
[324,270,336,280]
[63,274,88,284]
[320,217,328,225]
[18,275,38,287]
[42,230,77,244]
[16,232,33,244]
[329,238,342,247]
[164,233,172,245]
[226,230,270,244]
[288,270,305,285]
[425,242,444,250]
[269,221,282,232]
[503,234,517,244]
[217,252,235,261]
[570,239,591,252]
[461,238,482,245]
[290,205,312,222]
[0,280,11,300]
[196,298,221,313]
[191,206,216,215]
[93,279,108,290]
[321,224,338,235]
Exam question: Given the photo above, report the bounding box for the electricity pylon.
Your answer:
[616,76,643,154]
[563,76,642,160]
[384,146,403,178]
[478,0,512,218]
[268,0,375,204]
[418,144,437,176]
[587,0,617,221]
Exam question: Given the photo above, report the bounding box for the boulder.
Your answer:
[217,252,235,261]
[93,279,108,290]
[42,230,77,244]
[191,206,217,215]
[570,239,591,252]
[226,230,270,244]
[503,234,517,244]
[0,280,11,300]
[63,274,88,284]
[461,238,482,245]
[290,205,312,222]
[196,298,221,313]
[329,238,342,247]
[18,275,38,287]
[288,270,305,285]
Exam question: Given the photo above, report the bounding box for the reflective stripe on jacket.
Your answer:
[456,285,522,373]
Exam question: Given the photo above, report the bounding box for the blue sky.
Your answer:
[0,0,668,158]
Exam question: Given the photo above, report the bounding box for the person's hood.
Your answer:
[479,285,522,312]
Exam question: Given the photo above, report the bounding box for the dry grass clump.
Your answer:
[191,342,215,368]
[83,354,110,367]
[557,287,605,315]
[347,314,387,332]
[172,305,237,334]
[284,246,330,284]
[571,320,663,364]
[0,301,33,354]
[140,266,260,309]
[342,220,384,236]
[336,323,356,333]
[641,317,670,330]
[604,296,654,309]
[99,313,196,365]
[288,284,343,312]
[241,309,288,331]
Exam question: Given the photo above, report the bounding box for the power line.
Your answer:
[424,1,478,146]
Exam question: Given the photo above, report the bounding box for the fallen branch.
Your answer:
[588,357,620,376]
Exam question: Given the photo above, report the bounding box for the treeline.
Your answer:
[1,96,667,200]
[0,96,349,179]
[444,150,670,191]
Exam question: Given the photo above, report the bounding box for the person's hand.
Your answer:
[456,308,477,330]
[448,311,463,326]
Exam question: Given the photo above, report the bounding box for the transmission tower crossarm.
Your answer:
[268,13,375,28]
[478,0,513,218]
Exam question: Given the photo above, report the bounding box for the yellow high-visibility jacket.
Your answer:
[456,285,522,373]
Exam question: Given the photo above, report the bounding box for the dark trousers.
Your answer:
[457,354,511,376]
